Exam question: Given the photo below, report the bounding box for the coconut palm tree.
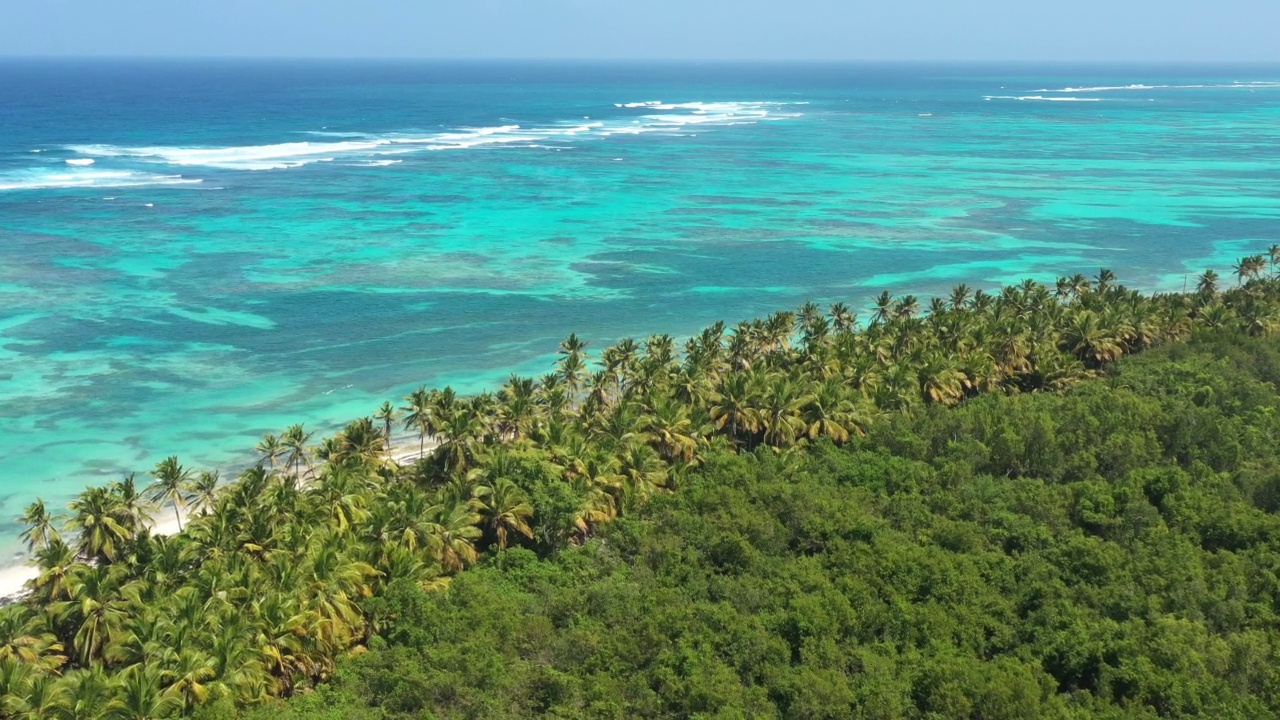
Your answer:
[111,474,155,537]
[256,433,283,471]
[1095,268,1117,292]
[281,424,314,478]
[29,539,77,604]
[68,565,129,665]
[0,607,64,671]
[374,401,399,449]
[617,443,667,508]
[1061,310,1124,367]
[435,408,486,477]
[188,471,220,517]
[1196,269,1220,297]
[66,487,132,563]
[428,501,483,573]
[7,672,71,720]
[16,500,59,554]
[829,302,856,331]
[147,456,190,532]
[642,395,700,464]
[63,666,115,720]
[477,478,534,551]
[107,665,182,719]
[163,648,217,714]
[402,386,433,459]
[758,372,811,448]
[917,352,966,406]
[709,372,760,446]
[802,380,858,443]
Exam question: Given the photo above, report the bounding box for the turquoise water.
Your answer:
[2,61,1280,557]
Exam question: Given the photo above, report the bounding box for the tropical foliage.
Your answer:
[7,256,1280,717]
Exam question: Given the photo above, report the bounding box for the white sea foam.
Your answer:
[303,131,377,138]
[69,140,384,171]
[1034,81,1280,93]
[355,159,403,167]
[65,158,95,166]
[983,95,1104,102]
[0,169,202,192]
[59,101,800,173]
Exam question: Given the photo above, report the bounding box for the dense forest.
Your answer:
[5,254,1280,718]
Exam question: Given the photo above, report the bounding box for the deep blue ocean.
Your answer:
[2,60,1279,559]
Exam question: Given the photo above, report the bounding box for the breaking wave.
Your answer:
[1033,81,1280,93]
[0,169,202,192]
[59,101,801,173]
[983,95,1105,102]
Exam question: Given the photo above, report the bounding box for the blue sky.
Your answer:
[3,0,1278,61]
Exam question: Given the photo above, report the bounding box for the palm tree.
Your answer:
[758,372,811,448]
[1233,255,1267,286]
[402,386,433,459]
[16,500,59,554]
[436,408,486,476]
[256,433,283,471]
[111,474,153,534]
[106,665,182,719]
[477,478,534,551]
[147,456,190,532]
[163,648,217,714]
[66,486,132,563]
[29,539,77,604]
[918,352,966,406]
[374,401,398,449]
[63,666,115,720]
[870,291,893,326]
[1196,269,1220,297]
[642,395,700,464]
[802,380,858,443]
[557,333,589,398]
[430,502,484,573]
[498,375,539,441]
[617,444,667,508]
[1061,310,1124,367]
[8,672,71,720]
[281,424,314,478]
[829,302,856,331]
[68,565,129,665]
[188,471,220,517]
[0,607,64,671]
[709,372,760,446]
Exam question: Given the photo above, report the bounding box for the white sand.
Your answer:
[0,433,438,603]
[0,564,39,603]
[0,511,187,603]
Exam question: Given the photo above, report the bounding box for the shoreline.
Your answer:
[0,432,438,604]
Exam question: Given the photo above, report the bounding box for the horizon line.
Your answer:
[2,55,1279,65]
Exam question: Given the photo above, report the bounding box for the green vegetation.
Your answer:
[7,253,1280,718]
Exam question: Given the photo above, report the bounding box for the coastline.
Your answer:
[0,432,438,604]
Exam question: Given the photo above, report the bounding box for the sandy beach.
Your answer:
[0,432,438,603]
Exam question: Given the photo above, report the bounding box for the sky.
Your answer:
[2,0,1278,62]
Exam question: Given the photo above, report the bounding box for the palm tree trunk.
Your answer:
[172,500,183,532]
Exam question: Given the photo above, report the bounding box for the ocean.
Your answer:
[2,60,1279,560]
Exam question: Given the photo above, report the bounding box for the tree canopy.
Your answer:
[8,256,1280,718]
